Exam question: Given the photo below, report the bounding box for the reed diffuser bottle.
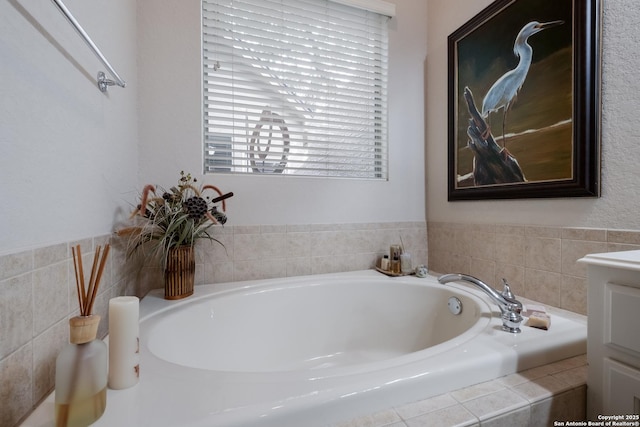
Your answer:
[55,244,109,427]
[55,316,107,426]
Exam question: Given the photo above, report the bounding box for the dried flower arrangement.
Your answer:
[117,171,233,263]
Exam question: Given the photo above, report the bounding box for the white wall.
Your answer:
[6,0,637,253]
[0,0,139,254]
[426,0,640,230]
[137,0,428,226]
[0,0,427,255]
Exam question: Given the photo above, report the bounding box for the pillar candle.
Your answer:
[108,296,140,389]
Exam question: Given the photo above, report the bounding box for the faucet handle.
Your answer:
[501,279,523,313]
[501,278,515,299]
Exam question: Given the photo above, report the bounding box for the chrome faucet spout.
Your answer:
[438,274,508,307]
[438,273,523,333]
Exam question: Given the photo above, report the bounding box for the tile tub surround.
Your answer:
[428,222,640,315]
[335,354,587,427]
[0,221,426,427]
[0,235,124,427]
[133,221,429,297]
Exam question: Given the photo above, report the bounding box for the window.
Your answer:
[202,0,393,179]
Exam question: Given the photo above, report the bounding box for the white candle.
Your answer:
[108,296,140,390]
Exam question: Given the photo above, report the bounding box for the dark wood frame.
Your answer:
[447,0,601,201]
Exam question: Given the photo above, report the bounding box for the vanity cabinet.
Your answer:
[580,250,640,419]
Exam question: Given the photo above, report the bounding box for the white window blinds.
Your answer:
[202,0,390,179]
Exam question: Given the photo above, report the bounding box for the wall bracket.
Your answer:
[51,0,126,93]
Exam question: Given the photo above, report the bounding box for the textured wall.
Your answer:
[0,0,139,254]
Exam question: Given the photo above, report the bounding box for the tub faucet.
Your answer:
[438,273,523,333]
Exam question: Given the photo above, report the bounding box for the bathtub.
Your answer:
[24,270,587,427]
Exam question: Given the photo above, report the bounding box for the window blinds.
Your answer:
[202,0,390,179]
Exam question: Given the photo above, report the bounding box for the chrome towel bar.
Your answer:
[51,0,126,93]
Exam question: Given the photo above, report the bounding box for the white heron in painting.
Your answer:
[482,20,564,147]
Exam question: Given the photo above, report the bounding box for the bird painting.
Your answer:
[481,20,564,147]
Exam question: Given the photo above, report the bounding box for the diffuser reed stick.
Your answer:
[71,244,110,316]
[71,248,84,315]
[87,245,109,315]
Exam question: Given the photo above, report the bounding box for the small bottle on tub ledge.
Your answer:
[389,244,402,274]
[391,255,401,274]
[380,254,390,271]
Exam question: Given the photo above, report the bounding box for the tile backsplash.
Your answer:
[6,220,640,427]
[0,235,121,427]
[0,221,426,427]
[427,222,640,315]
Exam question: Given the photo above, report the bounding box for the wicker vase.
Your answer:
[164,245,195,300]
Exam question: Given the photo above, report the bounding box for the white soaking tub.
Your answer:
[23,270,587,427]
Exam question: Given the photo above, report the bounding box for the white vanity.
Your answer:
[580,250,640,419]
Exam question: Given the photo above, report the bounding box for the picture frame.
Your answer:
[447,0,601,201]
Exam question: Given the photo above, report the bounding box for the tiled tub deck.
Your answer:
[335,354,587,427]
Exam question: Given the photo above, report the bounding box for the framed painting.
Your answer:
[447,0,601,200]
